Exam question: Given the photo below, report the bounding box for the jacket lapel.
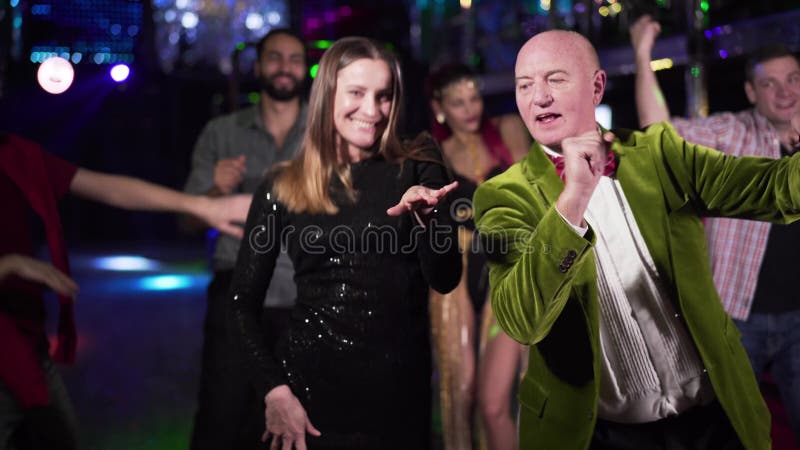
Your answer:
[522,142,563,207]
[613,140,678,292]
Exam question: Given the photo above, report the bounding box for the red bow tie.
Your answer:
[546,150,617,180]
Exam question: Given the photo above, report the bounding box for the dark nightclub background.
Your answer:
[0,1,798,449]
[0,0,798,243]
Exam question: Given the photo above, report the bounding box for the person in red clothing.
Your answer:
[0,132,252,449]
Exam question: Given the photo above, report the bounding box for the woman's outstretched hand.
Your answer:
[386,181,459,218]
[263,385,321,450]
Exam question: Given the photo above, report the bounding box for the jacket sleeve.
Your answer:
[473,176,595,345]
[655,122,800,223]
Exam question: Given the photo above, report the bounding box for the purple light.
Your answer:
[704,30,712,39]
[719,49,728,59]
[305,17,321,29]
[109,64,130,82]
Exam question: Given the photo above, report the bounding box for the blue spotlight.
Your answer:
[109,63,130,82]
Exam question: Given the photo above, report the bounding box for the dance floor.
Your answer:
[46,243,797,450]
[50,243,209,450]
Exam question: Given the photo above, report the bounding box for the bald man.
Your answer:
[473,30,800,450]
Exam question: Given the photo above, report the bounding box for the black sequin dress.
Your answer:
[229,150,461,450]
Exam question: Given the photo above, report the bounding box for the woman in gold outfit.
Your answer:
[426,64,530,450]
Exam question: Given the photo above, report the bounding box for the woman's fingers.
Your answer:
[437,181,459,197]
[386,181,459,216]
[386,202,407,216]
[306,419,322,437]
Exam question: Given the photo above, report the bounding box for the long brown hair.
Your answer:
[274,36,415,214]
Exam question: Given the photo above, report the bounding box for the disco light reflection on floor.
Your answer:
[92,255,161,271]
[138,275,197,291]
[84,254,209,293]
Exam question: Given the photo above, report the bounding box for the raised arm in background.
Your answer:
[631,15,670,127]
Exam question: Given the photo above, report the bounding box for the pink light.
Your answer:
[305,17,321,29]
[37,56,74,94]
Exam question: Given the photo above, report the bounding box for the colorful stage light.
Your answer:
[245,12,264,30]
[37,56,74,94]
[110,63,131,82]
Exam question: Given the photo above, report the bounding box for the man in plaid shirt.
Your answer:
[631,15,800,443]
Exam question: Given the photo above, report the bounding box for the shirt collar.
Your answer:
[540,125,604,158]
[234,104,261,130]
[751,108,776,136]
[540,143,560,158]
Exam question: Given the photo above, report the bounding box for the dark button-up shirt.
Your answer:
[185,102,307,307]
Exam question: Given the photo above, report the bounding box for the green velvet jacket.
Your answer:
[473,122,800,450]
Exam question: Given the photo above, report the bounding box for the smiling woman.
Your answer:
[333,58,393,157]
[271,37,408,215]
[228,37,462,450]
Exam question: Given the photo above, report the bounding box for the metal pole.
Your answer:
[461,2,475,65]
[685,0,708,118]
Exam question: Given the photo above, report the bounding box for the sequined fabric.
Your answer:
[229,150,461,449]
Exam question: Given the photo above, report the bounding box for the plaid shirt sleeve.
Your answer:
[669,112,745,155]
